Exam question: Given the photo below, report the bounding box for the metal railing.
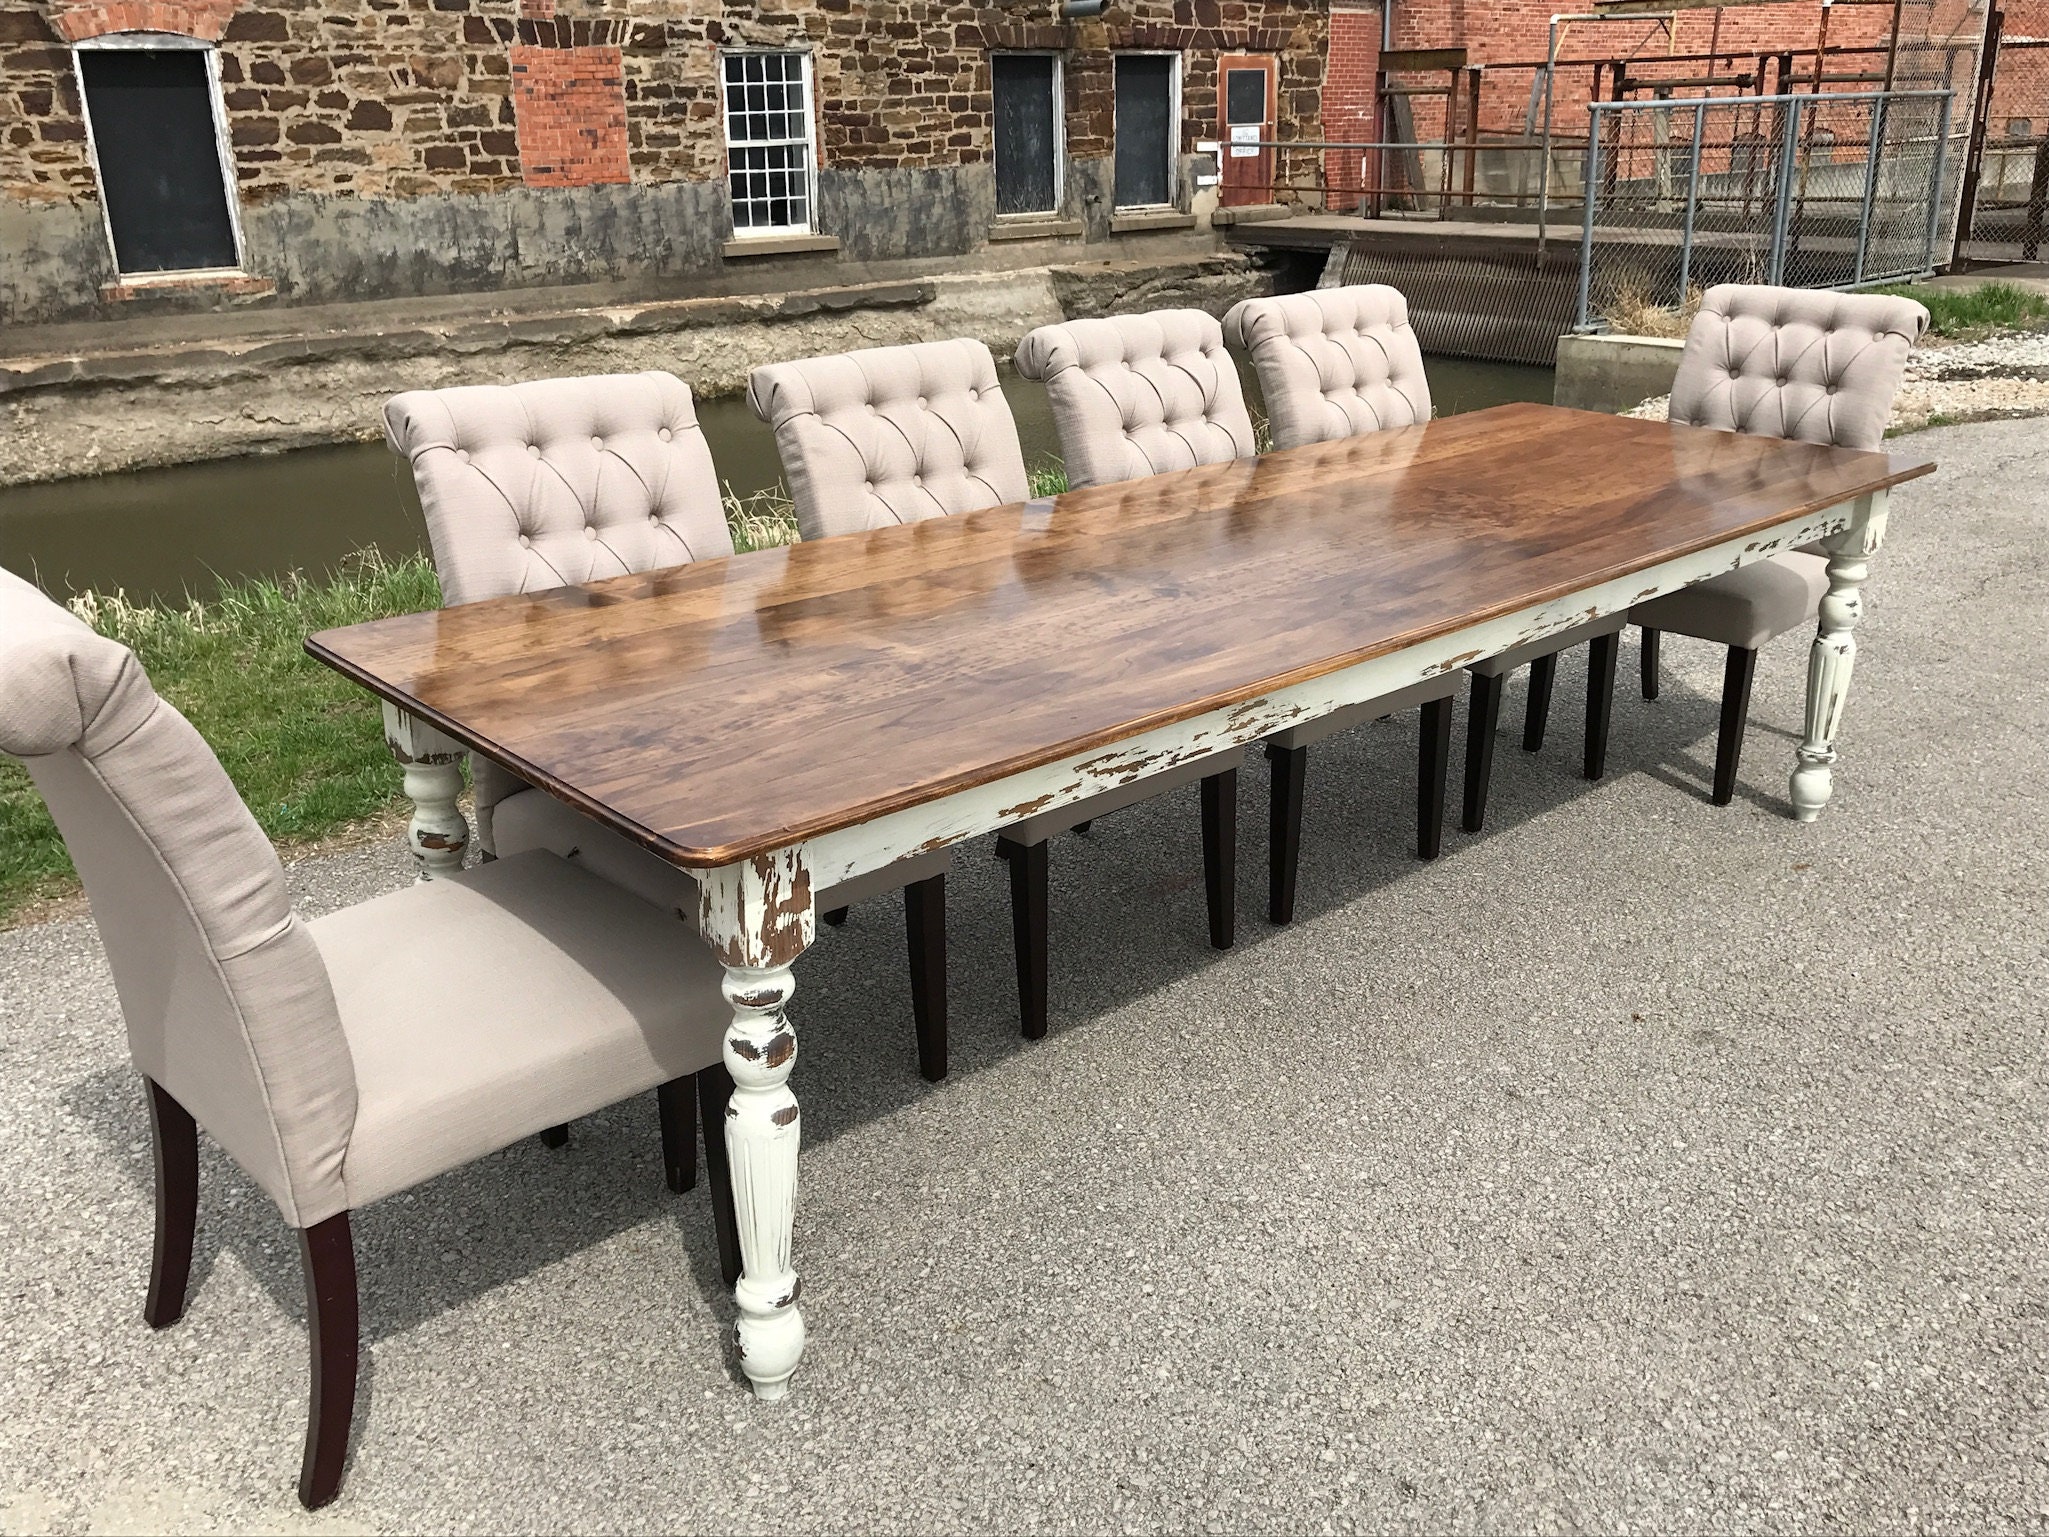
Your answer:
[1574,89,1960,332]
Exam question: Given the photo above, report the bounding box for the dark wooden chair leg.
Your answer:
[1640,626,1662,700]
[1265,742,1307,926]
[1418,696,1453,861]
[1522,652,1557,753]
[538,1124,569,1149]
[1584,632,1620,781]
[657,1078,697,1195]
[1201,769,1238,950]
[297,1213,358,1511]
[905,873,947,1083]
[999,837,1050,1040]
[1713,646,1758,806]
[695,1066,742,1287]
[1462,671,1504,834]
[820,907,849,928]
[1072,820,1093,835]
[143,1078,198,1330]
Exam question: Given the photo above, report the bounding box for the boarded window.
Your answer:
[1114,55,1175,208]
[993,54,1058,216]
[79,49,239,275]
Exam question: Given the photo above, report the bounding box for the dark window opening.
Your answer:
[1226,67,1268,127]
[1114,55,1175,208]
[993,54,1058,216]
[79,48,239,275]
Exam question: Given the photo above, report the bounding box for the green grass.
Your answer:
[1871,280,2049,340]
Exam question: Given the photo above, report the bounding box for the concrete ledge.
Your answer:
[988,218,1085,243]
[1109,210,1198,235]
[721,233,843,260]
[1208,204,1295,228]
[1553,333,1687,414]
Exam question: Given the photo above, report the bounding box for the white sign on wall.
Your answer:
[1229,124,1261,159]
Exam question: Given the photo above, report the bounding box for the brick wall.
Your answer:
[511,42,628,187]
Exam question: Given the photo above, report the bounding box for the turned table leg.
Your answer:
[699,851,814,1401]
[382,702,468,879]
[1791,494,1887,823]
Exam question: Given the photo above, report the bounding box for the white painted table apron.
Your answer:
[380,485,1889,1400]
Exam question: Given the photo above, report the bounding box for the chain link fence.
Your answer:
[1959,36,2049,262]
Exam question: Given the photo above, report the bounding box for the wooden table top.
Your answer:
[309,403,1933,867]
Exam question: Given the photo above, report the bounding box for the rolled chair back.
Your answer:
[0,567,355,1228]
[1013,309,1255,490]
[1669,284,1929,451]
[747,338,1029,540]
[384,371,732,608]
[1223,285,1432,449]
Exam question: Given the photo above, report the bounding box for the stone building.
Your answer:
[0,0,1328,323]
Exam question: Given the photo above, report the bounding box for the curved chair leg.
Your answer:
[1201,769,1237,951]
[1266,742,1308,926]
[997,837,1050,1040]
[905,873,948,1083]
[657,1078,697,1194]
[1523,652,1557,753]
[696,1066,742,1288]
[297,1213,358,1511]
[1640,626,1662,700]
[538,1124,569,1149]
[1713,646,1758,806]
[1585,633,1620,781]
[1463,672,1505,834]
[820,907,850,928]
[1418,696,1453,861]
[144,1079,198,1330]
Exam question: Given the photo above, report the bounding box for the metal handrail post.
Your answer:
[1767,94,1803,285]
[1576,104,1602,329]
[1677,100,1706,300]
[1853,93,1889,284]
[1922,90,1955,272]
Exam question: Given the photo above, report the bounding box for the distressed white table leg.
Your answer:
[700,850,815,1401]
[381,701,468,879]
[1791,492,1888,823]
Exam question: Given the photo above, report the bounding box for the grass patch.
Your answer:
[1870,280,2049,340]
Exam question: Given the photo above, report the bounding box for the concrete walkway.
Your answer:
[1,418,2042,1533]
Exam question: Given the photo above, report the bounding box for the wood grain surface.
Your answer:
[309,403,1933,866]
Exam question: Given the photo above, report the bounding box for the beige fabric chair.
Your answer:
[0,565,735,1510]
[1013,309,1256,489]
[1630,284,1928,804]
[750,339,1239,1038]
[387,372,952,1081]
[745,337,1028,539]
[1229,282,1619,836]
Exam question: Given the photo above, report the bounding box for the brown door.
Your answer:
[1218,55,1276,207]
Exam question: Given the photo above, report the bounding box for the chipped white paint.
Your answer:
[382,701,468,880]
[1792,491,1887,822]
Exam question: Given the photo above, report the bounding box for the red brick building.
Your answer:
[0,0,1326,322]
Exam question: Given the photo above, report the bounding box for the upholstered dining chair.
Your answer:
[385,373,953,1080]
[0,565,736,1510]
[1218,287,1462,918]
[1630,284,1928,803]
[748,336,1238,1039]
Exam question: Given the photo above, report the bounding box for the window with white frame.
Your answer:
[1114,53,1179,208]
[723,52,817,236]
[992,53,1061,216]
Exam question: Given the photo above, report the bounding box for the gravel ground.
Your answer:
[1,418,2044,1534]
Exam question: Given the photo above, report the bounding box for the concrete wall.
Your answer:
[1552,333,1685,415]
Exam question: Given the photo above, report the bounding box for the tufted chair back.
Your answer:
[0,566,356,1229]
[384,372,733,608]
[1669,284,1929,451]
[1012,310,1256,490]
[1222,285,1432,450]
[747,338,1029,540]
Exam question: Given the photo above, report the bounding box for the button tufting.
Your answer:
[526,444,541,458]
[916,396,928,408]
[658,428,672,442]
[591,436,604,450]
[584,526,598,540]
[456,449,471,463]
[518,534,531,547]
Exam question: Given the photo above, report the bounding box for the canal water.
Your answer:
[0,356,1552,604]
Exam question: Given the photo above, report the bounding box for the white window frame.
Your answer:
[72,30,248,280]
[1112,50,1182,210]
[991,50,1065,220]
[721,50,820,239]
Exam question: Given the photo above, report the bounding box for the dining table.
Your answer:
[307,400,1935,1401]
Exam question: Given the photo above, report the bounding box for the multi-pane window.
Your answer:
[724,52,816,235]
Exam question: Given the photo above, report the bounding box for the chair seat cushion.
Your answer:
[1630,551,1828,652]
[491,786,953,920]
[1266,673,1460,752]
[999,746,1246,847]
[310,852,726,1210]
[1465,611,1631,679]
